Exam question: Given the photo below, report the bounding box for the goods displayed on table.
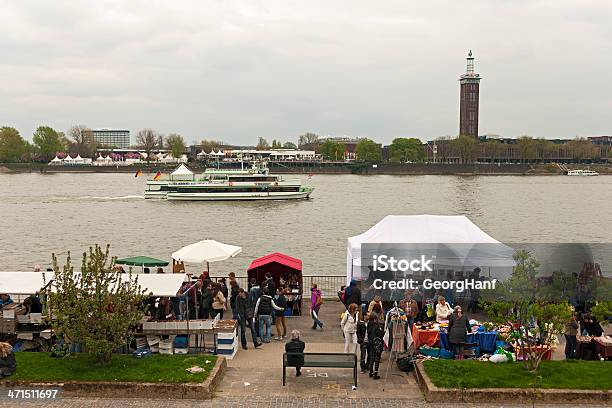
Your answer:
[593,335,612,359]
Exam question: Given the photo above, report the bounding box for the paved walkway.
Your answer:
[217,300,421,400]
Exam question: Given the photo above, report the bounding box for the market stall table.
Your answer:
[576,335,594,360]
[515,345,552,361]
[593,336,612,359]
[411,325,440,348]
[439,331,499,354]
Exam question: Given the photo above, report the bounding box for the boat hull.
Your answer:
[144,191,169,199]
[166,191,312,201]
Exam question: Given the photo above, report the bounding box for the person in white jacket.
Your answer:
[341,303,359,353]
[435,296,453,324]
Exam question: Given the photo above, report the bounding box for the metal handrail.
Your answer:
[208,274,346,299]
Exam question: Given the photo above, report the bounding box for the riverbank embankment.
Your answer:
[1,162,611,175]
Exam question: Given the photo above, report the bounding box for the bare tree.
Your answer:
[256,137,270,151]
[200,139,221,154]
[136,128,158,161]
[68,125,96,157]
[298,132,320,150]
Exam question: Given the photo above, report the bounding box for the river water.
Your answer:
[0,173,610,275]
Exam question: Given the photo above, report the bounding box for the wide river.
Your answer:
[0,173,610,276]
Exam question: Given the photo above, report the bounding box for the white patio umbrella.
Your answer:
[171,240,242,272]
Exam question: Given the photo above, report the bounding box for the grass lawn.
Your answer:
[423,360,612,390]
[9,352,217,383]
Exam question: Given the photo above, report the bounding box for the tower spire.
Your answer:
[466,50,474,74]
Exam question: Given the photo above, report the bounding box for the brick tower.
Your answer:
[459,50,481,139]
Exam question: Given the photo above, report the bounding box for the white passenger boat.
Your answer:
[145,163,313,201]
[566,169,599,176]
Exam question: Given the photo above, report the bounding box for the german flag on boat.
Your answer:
[153,171,162,181]
[134,169,142,178]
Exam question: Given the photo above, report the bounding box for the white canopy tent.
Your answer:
[74,154,84,164]
[170,163,195,180]
[49,156,63,165]
[347,215,515,282]
[0,272,53,295]
[172,240,241,264]
[0,272,187,297]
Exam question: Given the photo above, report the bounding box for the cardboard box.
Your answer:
[30,313,43,324]
[17,315,30,323]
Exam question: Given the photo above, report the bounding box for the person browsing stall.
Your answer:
[435,296,453,324]
[254,291,284,343]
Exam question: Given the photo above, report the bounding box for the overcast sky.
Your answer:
[1,1,611,145]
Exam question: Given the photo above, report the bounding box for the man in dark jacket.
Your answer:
[199,282,212,319]
[264,273,276,296]
[254,293,284,343]
[285,330,306,376]
[236,289,261,349]
[344,279,361,309]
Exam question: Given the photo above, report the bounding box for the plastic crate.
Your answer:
[419,347,440,357]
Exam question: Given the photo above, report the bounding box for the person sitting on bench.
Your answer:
[0,342,16,378]
[285,329,305,377]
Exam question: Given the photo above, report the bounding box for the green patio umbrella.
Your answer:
[115,256,169,272]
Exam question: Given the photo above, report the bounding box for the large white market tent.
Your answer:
[347,215,515,281]
[0,272,53,295]
[172,240,241,264]
[0,272,187,297]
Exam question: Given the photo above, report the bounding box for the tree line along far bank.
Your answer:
[0,125,609,164]
[0,126,187,163]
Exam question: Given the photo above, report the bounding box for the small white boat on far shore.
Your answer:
[566,169,599,176]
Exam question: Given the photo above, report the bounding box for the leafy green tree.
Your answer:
[517,136,538,163]
[566,137,598,162]
[282,141,297,149]
[389,137,425,163]
[451,135,477,163]
[590,301,612,323]
[33,126,64,161]
[0,127,28,162]
[481,250,572,373]
[271,139,283,149]
[483,140,506,163]
[165,133,186,159]
[319,140,346,160]
[355,138,381,162]
[48,244,147,364]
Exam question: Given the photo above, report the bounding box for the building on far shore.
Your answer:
[90,129,130,149]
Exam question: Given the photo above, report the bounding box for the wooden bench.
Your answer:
[283,352,358,388]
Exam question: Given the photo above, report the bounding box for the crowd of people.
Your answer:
[144,270,303,351]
